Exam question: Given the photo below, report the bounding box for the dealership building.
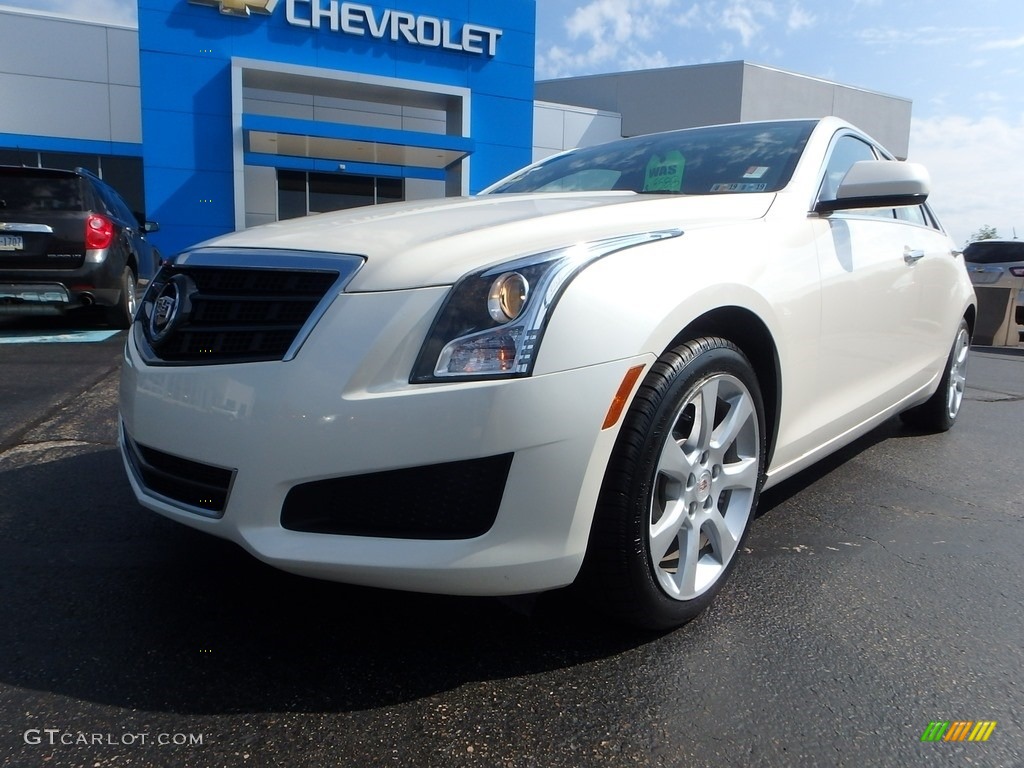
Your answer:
[0,1,912,263]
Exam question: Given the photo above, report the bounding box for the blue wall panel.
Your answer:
[139,54,232,117]
[140,0,535,256]
[143,167,234,229]
[144,110,235,172]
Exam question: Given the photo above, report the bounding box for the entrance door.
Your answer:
[277,170,404,220]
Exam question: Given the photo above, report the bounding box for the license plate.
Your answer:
[0,235,24,251]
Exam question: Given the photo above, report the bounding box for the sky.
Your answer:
[532,0,1024,245]
[5,0,1023,244]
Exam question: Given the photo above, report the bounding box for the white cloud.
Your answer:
[909,114,1024,245]
[975,91,1005,105]
[538,0,686,78]
[538,0,789,78]
[673,3,704,29]
[564,0,677,45]
[857,25,993,47]
[720,0,777,47]
[622,49,673,72]
[979,34,1024,51]
[787,3,815,32]
[567,0,639,44]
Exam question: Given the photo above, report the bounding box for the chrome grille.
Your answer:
[134,248,363,366]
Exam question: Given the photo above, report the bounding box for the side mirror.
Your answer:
[815,160,930,214]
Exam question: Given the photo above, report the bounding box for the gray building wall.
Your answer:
[533,101,622,162]
[0,6,141,145]
[537,62,745,138]
[536,61,912,158]
[739,65,912,157]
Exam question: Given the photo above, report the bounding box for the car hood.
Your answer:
[195,192,775,291]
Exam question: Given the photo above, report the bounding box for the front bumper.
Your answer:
[120,285,650,596]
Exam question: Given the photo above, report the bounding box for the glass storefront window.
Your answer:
[277,170,308,220]
[309,173,374,213]
[277,170,405,219]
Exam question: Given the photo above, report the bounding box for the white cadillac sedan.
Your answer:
[119,118,975,629]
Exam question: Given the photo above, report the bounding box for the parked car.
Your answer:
[118,117,975,630]
[963,239,1024,340]
[0,165,160,327]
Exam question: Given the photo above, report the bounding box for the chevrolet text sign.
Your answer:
[190,0,503,57]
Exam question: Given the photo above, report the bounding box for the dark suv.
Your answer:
[964,239,1024,340]
[0,165,160,327]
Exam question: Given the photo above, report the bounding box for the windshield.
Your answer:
[488,120,816,197]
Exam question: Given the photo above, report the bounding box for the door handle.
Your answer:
[904,247,925,264]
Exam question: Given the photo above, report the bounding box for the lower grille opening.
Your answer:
[281,454,514,539]
[123,428,235,516]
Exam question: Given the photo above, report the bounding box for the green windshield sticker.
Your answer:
[643,151,686,193]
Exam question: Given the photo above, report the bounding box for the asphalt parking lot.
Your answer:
[0,316,1022,768]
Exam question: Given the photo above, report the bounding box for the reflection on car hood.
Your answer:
[195,191,775,291]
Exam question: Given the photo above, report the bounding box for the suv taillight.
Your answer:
[1010,267,1024,277]
[85,214,114,250]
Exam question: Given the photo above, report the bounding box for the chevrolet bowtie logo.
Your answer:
[190,0,280,17]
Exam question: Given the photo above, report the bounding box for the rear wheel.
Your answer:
[107,266,138,329]
[900,318,970,432]
[580,338,766,630]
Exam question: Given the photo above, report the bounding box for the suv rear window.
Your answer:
[963,241,1024,264]
[0,175,85,213]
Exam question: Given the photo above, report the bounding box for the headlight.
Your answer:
[487,272,529,323]
[410,229,682,382]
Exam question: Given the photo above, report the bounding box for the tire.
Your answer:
[580,338,767,630]
[107,266,138,329]
[899,318,970,432]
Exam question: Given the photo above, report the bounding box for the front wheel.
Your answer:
[900,318,970,432]
[580,338,767,630]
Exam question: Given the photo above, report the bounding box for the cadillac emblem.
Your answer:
[147,274,196,346]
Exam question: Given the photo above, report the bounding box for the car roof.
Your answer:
[0,165,83,179]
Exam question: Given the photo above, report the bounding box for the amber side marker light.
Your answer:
[602,365,646,430]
